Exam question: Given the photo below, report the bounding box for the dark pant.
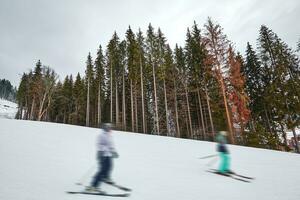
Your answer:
[91,154,112,187]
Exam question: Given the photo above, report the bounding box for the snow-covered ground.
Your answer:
[0,118,300,200]
[0,98,17,119]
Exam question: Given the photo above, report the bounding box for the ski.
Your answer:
[227,171,255,180]
[206,169,251,183]
[66,191,130,197]
[104,181,132,192]
[199,154,218,159]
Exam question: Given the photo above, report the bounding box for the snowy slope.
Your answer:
[0,99,17,119]
[0,119,300,200]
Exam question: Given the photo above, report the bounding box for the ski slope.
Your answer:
[0,98,17,119]
[0,118,300,200]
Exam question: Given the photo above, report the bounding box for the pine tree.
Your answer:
[174,45,184,137]
[16,74,29,119]
[146,24,160,134]
[126,26,139,132]
[107,32,121,125]
[72,73,85,125]
[29,60,43,120]
[137,29,147,133]
[156,28,169,135]
[85,53,94,126]
[257,25,300,151]
[163,44,177,136]
[175,43,191,138]
[185,21,208,139]
[94,45,106,127]
[65,75,74,123]
[0,79,16,101]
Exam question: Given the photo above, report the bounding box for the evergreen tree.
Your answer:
[94,45,106,127]
[29,60,43,120]
[156,27,169,135]
[107,32,121,124]
[136,29,147,133]
[16,74,28,118]
[185,21,208,139]
[85,53,94,126]
[256,25,300,151]
[0,79,16,101]
[146,24,160,134]
[174,44,191,138]
[126,26,139,132]
[70,73,85,125]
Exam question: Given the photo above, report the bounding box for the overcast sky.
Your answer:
[1,0,299,86]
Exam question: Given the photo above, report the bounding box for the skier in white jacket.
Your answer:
[87,123,118,192]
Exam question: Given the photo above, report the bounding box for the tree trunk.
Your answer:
[205,85,215,139]
[40,95,52,122]
[24,99,28,120]
[220,75,234,144]
[116,81,119,127]
[140,56,146,133]
[292,127,300,153]
[37,91,48,121]
[110,63,113,123]
[30,98,35,120]
[135,84,138,132]
[263,104,273,134]
[280,123,288,151]
[86,78,90,127]
[122,66,126,131]
[152,61,159,134]
[163,79,169,135]
[197,88,206,140]
[173,80,180,138]
[185,85,192,138]
[130,79,134,132]
[19,106,23,119]
[97,83,101,127]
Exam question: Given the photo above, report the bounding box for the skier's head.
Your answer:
[219,131,227,137]
[103,123,112,132]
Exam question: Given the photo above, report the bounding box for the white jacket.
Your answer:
[96,130,116,157]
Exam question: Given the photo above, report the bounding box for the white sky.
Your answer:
[0,0,299,86]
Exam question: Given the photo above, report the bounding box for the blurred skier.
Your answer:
[216,131,231,174]
[86,123,119,192]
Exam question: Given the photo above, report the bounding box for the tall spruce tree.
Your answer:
[146,24,160,134]
[126,26,139,132]
[94,45,106,127]
[137,29,147,133]
[85,53,94,127]
[107,32,121,124]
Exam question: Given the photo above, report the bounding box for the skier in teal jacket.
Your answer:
[216,131,230,173]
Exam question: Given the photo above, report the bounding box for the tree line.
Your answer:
[16,18,300,152]
[0,79,17,101]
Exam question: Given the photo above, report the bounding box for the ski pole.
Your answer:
[199,154,218,159]
[76,164,97,185]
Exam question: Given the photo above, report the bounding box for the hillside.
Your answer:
[0,118,300,200]
[0,98,17,119]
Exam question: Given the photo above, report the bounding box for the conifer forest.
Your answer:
[15,18,300,152]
